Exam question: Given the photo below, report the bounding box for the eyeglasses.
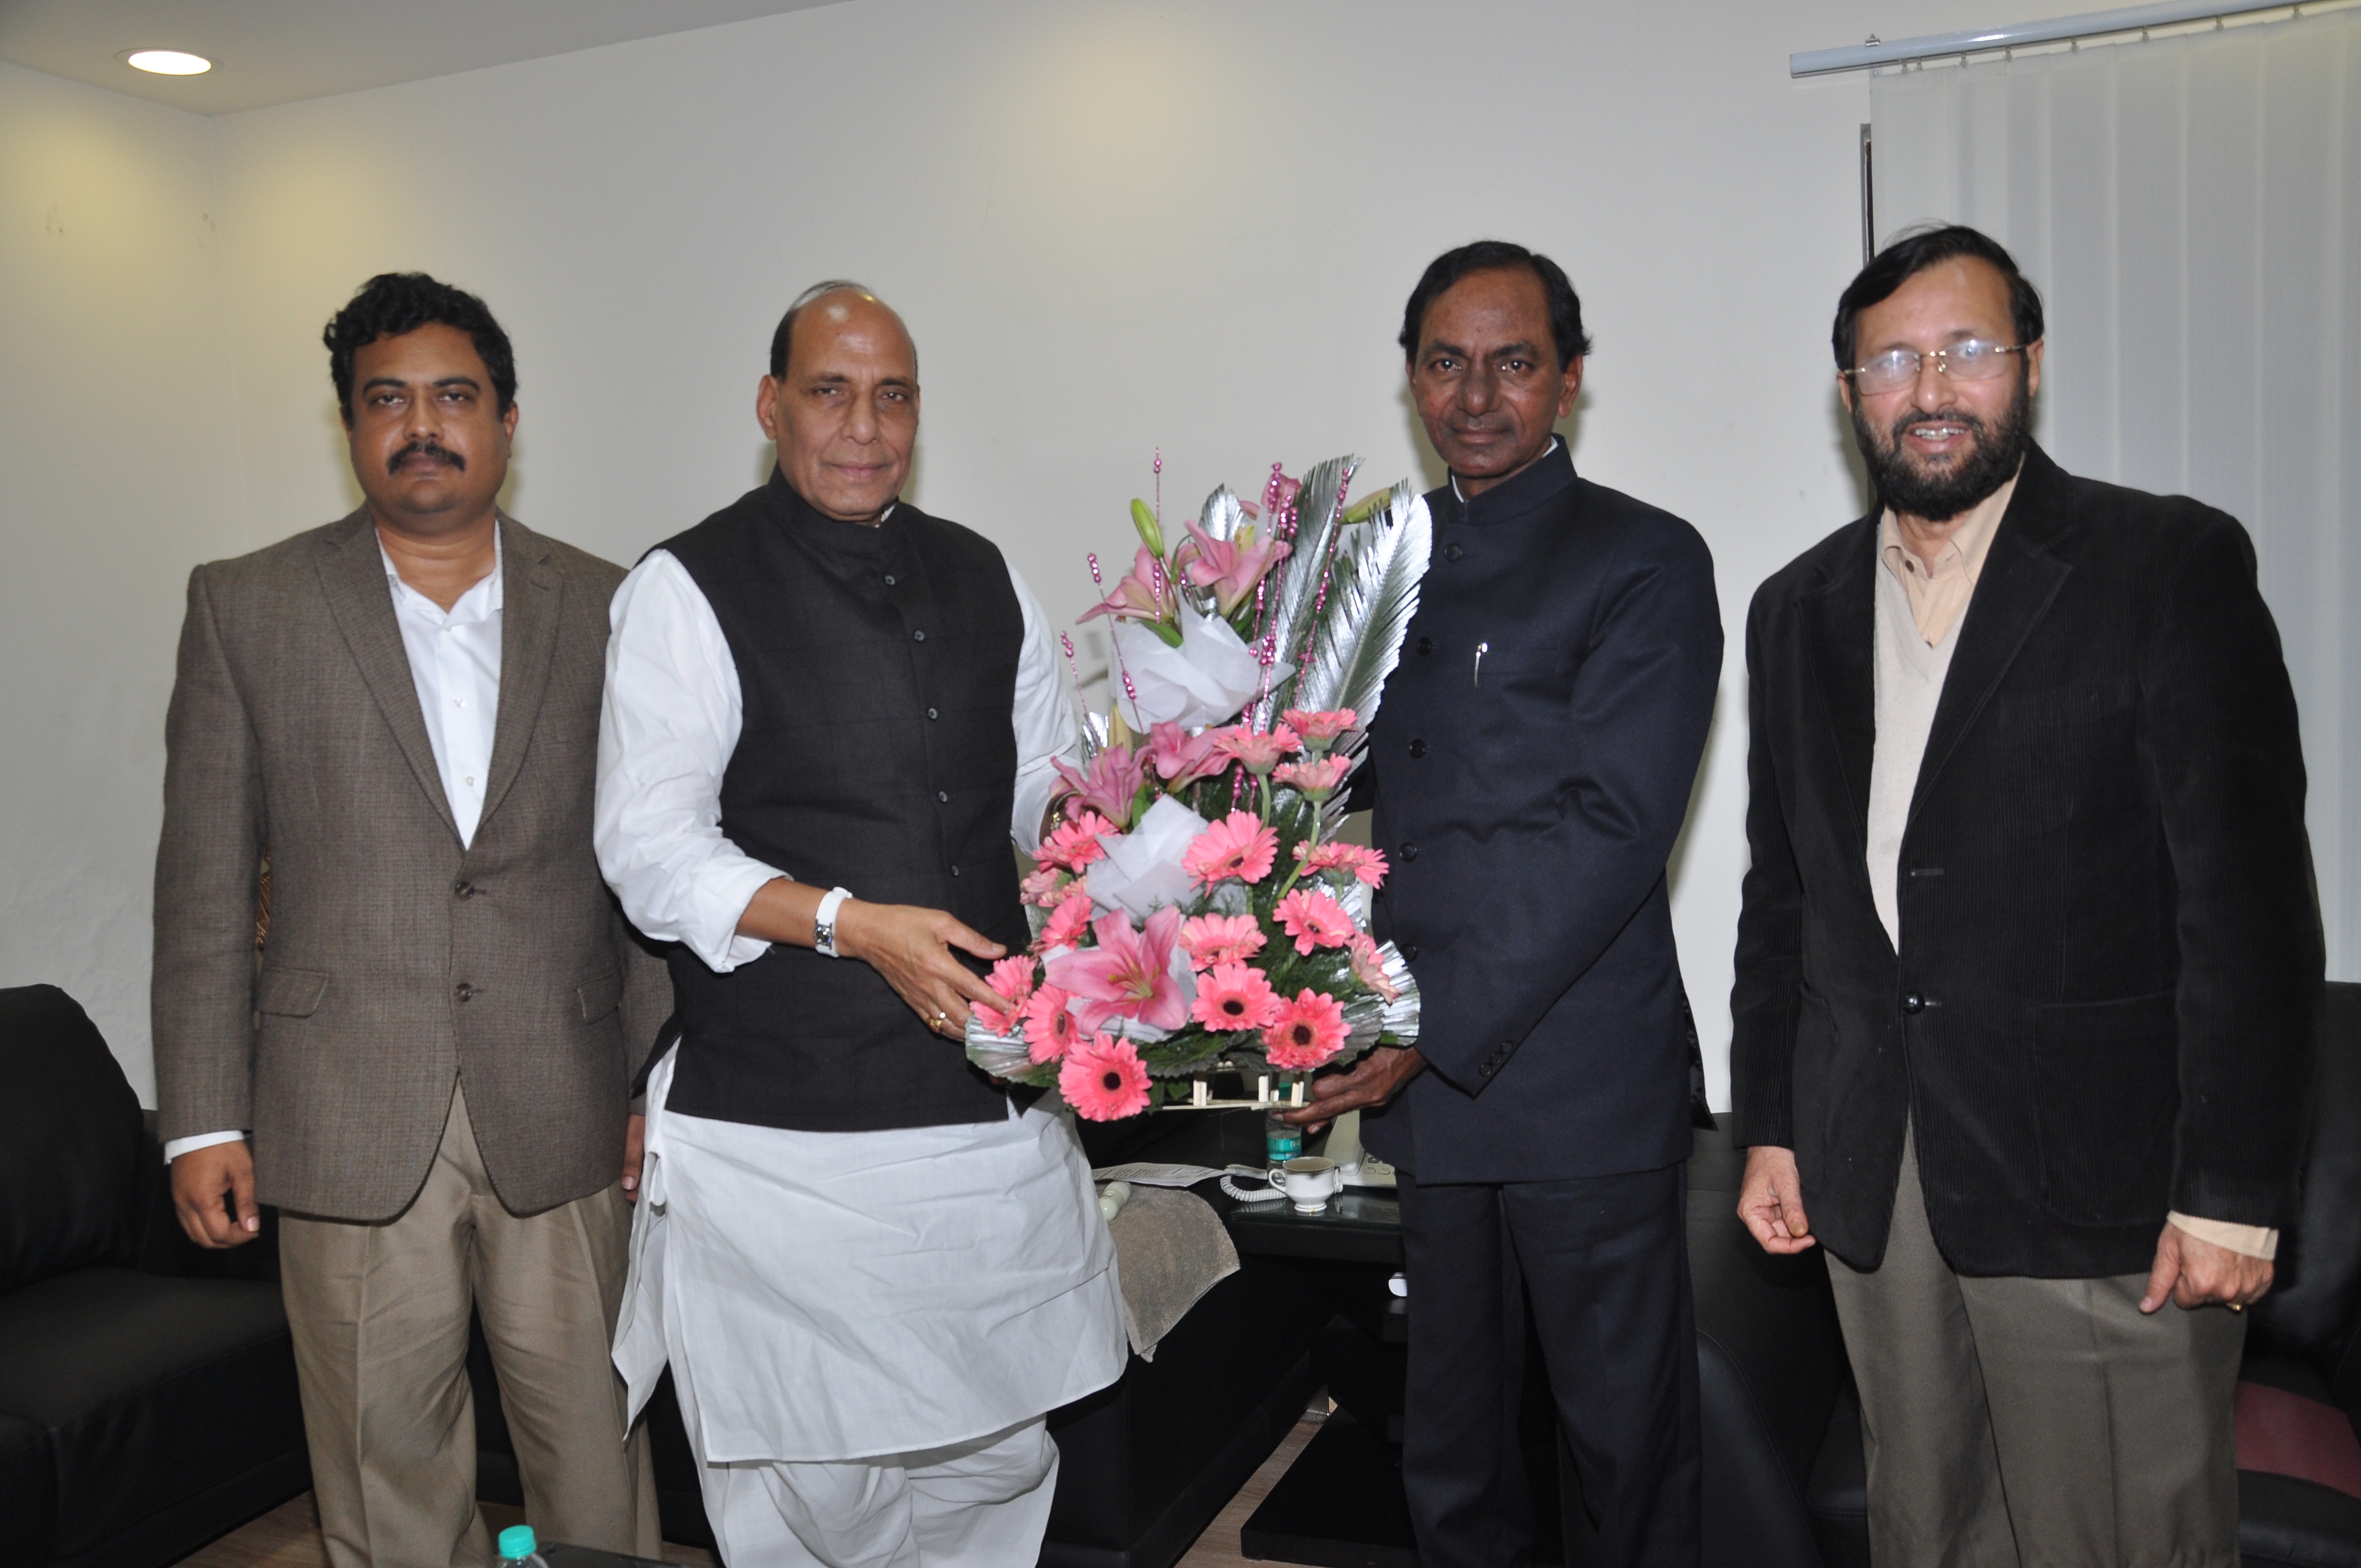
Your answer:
[1841,339,2037,396]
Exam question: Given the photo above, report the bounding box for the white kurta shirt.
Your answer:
[596,527,1124,1463]
[164,527,504,1164]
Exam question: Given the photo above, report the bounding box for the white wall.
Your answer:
[0,62,251,1098]
[8,0,2087,1104]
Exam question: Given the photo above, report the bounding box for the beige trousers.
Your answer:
[280,1084,659,1568]
[1826,1126,2245,1568]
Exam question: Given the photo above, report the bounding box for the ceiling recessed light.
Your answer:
[126,50,212,76]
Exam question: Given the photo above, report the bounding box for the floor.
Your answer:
[177,1413,1325,1568]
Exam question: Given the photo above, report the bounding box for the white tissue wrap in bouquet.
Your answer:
[1085,796,1207,922]
[1113,612,1292,732]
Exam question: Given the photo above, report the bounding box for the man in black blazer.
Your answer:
[1732,226,2320,1564]
[1290,241,1722,1567]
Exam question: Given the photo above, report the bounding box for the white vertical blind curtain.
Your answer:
[1869,7,2360,983]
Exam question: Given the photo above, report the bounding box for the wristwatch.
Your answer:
[813,886,853,958]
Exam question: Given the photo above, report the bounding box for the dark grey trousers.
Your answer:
[1826,1126,2245,1568]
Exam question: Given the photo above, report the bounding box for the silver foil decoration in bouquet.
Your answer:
[1251,467,1432,735]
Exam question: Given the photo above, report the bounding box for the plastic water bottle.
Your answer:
[498,1525,549,1568]
[1265,1108,1303,1166]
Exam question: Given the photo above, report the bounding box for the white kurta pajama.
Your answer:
[596,545,1126,1567]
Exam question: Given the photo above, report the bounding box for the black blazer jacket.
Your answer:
[1729,444,2321,1277]
[1359,443,1722,1184]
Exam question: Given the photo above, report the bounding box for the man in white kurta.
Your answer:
[595,282,1124,1566]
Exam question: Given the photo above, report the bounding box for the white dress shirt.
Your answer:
[594,546,1075,971]
[164,530,503,1164]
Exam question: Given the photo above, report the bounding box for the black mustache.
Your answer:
[390,440,465,475]
[1887,406,1989,445]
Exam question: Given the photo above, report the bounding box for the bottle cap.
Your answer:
[498,1526,536,1561]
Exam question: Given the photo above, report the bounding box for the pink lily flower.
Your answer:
[1207,723,1301,775]
[1046,906,1191,1035]
[1174,522,1292,618]
[1076,546,1178,629]
[1145,721,1226,787]
[1051,745,1148,827]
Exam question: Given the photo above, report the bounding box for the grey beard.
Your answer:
[1853,375,2031,522]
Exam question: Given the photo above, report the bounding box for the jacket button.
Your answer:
[1401,944,1419,962]
[912,629,927,643]
[1902,993,1925,1014]
[455,983,475,1003]
[937,790,950,803]
[883,573,897,586]
[1445,543,1465,562]
[927,707,939,720]
[1401,842,1419,861]
[1408,738,1427,759]
[1417,636,1434,655]
[950,865,962,878]
[1478,1061,1495,1077]
[453,881,475,900]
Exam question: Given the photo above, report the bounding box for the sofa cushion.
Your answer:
[0,1412,56,1568]
[0,986,142,1294]
[2238,1380,2361,1501]
[0,1267,302,1558]
[2239,1469,2361,1567]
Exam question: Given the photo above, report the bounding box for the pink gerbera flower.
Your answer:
[1347,933,1401,1001]
[1037,811,1115,874]
[1261,989,1349,1071]
[1061,1035,1153,1121]
[1019,864,1070,908]
[1295,841,1389,889]
[1183,810,1280,889]
[1046,906,1190,1034]
[1274,755,1352,799]
[1275,888,1356,955]
[1179,913,1267,969]
[1034,886,1095,952]
[1020,984,1083,1064]
[1190,961,1281,1033]
[1207,723,1302,775]
[1281,708,1358,749]
[973,955,1039,1034]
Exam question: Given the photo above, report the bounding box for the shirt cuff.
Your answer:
[163,1129,247,1165]
[696,856,791,973]
[2168,1212,2279,1261]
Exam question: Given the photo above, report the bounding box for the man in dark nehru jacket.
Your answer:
[595,281,1124,1565]
[1287,240,1723,1567]
[1732,226,2320,1565]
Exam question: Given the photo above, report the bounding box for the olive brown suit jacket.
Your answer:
[153,508,671,1222]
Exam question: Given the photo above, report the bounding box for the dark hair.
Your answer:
[770,279,874,378]
[1399,241,1592,369]
[1832,225,2045,369]
[324,272,516,422]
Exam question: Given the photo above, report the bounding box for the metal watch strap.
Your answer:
[813,886,853,958]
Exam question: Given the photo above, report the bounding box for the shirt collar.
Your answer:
[1448,437,1573,524]
[1877,466,2018,588]
[379,520,503,623]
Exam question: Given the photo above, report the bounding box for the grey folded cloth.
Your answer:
[1104,1184,1239,1361]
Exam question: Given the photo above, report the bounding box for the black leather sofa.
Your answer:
[1695,981,2361,1567]
[0,984,308,1568]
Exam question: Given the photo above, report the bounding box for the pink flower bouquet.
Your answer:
[965,456,1433,1120]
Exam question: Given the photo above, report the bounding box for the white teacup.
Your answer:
[1273,1156,1342,1213]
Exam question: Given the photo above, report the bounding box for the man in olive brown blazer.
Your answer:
[153,273,667,1567]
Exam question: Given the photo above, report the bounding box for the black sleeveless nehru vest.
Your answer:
[657,471,1031,1132]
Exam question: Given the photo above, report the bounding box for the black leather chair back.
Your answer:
[2249,983,2361,1374]
[0,985,143,1293]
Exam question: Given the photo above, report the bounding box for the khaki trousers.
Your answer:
[280,1085,659,1568]
[1826,1126,2245,1568]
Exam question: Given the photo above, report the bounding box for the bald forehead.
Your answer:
[787,290,917,375]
